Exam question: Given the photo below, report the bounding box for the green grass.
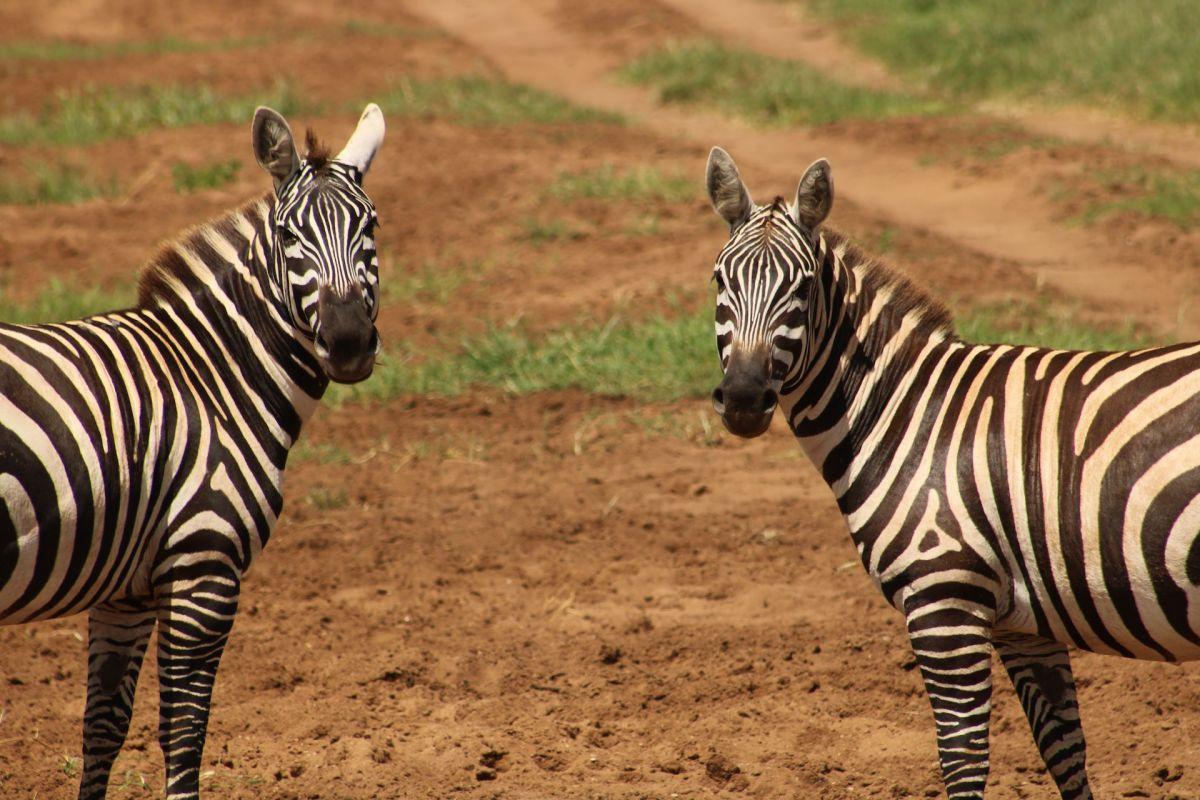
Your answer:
[1077,167,1200,229]
[0,24,435,63]
[0,161,117,205]
[0,279,135,324]
[0,35,273,62]
[375,75,622,126]
[803,0,1200,123]
[322,289,1155,407]
[384,256,492,306]
[620,40,942,125]
[956,299,1151,351]
[290,440,357,465]
[171,159,241,194]
[520,218,582,243]
[0,81,305,146]
[306,487,348,510]
[547,163,694,203]
[329,304,719,405]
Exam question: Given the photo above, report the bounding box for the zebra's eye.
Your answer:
[279,228,300,248]
[794,276,812,309]
[713,271,726,291]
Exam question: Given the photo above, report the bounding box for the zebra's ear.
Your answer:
[252,107,300,190]
[335,103,386,179]
[794,158,833,229]
[706,146,753,229]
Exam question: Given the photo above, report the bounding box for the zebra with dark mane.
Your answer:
[0,103,385,799]
[704,146,1200,799]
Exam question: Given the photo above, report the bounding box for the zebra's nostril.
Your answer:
[367,328,380,354]
[762,388,777,412]
[711,386,725,408]
[314,331,330,355]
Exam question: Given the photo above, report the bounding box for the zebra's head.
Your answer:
[251,104,385,384]
[705,147,832,438]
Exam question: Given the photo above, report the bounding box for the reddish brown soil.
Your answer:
[3,2,1200,799]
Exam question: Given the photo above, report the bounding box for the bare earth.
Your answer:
[2,1,1200,798]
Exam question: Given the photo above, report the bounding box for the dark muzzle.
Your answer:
[711,350,777,438]
[315,287,378,384]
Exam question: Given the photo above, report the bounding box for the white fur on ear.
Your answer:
[335,103,386,175]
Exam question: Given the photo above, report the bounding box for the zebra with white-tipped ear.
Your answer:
[0,103,385,800]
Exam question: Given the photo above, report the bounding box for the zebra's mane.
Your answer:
[820,229,955,339]
[137,194,270,309]
[304,129,331,169]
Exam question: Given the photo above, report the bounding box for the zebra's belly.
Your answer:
[0,478,150,625]
[1000,515,1200,662]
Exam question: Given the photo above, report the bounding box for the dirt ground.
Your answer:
[3,1,1200,798]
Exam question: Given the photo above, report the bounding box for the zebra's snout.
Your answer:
[712,365,776,438]
[314,287,378,384]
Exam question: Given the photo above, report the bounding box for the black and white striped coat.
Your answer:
[705,147,1200,800]
[0,104,385,800]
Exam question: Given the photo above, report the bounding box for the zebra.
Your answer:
[704,146,1200,799]
[0,103,385,799]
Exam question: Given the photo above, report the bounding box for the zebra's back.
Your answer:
[846,337,1200,661]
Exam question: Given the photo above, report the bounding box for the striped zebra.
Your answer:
[704,146,1200,799]
[0,103,385,799]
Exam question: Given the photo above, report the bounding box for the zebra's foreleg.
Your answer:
[905,599,995,799]
[79,601,156,800]
[155,572,239,800]
[994,633,1091,800]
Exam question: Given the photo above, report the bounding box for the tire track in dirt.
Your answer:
[405,0,1200,336]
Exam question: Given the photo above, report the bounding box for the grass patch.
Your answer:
[956,299,1151,351]
[375,75,621,126]
[621,40,942,125]
[0,161,116,205]
[520,218,582,244]
[0,35,272,62]
[290,440,357,465]
[306,487,348,510]
[0,279,135,325]
[328,294,1151,408]
[171,159,241,194]
[402,434,488,464]
[0,81,304,146]
[385,257,488,306]
[547,163,694,203]
[803,0,1200,122]
[1077,167,1200,229]
[329,304,718,405]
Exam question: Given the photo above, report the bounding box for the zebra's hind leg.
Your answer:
[905,600,995,799]
[155,572,239,800]
[79,601,156,800]
[994,633,1091,800]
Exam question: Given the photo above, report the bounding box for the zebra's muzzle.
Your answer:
[712,354,777,438]
[314,287,378,384]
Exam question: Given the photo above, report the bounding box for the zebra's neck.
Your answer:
[782,232,957,498]
[136,194,327,451]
